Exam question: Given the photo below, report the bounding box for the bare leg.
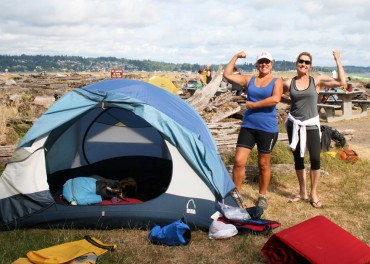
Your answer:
[310,169,321,206]
[296,169,308,199]
[232,147,251,191]
[258,152,272,195]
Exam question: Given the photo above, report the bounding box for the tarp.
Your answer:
[147,76,179,94]
[262,215,370,264]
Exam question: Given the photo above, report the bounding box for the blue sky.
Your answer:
[0,0,369,66]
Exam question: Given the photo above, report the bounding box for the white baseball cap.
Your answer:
[256,51,273,62]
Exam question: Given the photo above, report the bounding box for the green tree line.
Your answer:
[0,54,369,74]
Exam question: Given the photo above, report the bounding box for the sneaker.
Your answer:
[231,188,245,207]
[257,195,268,210]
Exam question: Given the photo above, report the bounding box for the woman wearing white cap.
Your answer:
[224,51,283,209]
[283,51,346,208]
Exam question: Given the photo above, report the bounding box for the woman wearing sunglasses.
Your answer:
[223,51,283,209]
[283,51,346,208]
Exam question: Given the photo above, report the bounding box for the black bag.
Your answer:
[96,180,121,199]
[331,128,346,148]
[320,125,332,151]
[320,125,346,151]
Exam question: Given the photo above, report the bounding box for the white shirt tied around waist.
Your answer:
[287,113,321,158]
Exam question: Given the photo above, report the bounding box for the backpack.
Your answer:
[331,128,346,148]
[337,149,358,161]
[320,125,347,151]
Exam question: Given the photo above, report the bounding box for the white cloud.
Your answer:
[0,0,369,67]
[303,1,324,13]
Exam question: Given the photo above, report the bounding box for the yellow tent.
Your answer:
[146,76,179,94]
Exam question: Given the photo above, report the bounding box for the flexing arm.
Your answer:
[223,51,250,87]
[315,50,346,91]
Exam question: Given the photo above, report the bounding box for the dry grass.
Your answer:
[0,105,18,134]
[0,90,40,144]
[1,151,369,263]
[1,228,269,263]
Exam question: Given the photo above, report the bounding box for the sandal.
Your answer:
[309,200,323,209]
[288,194,308,203]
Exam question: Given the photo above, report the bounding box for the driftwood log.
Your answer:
[207,121,241,151]
[186,65,224,110]
[202,95,241,123]
[186,66,241,123]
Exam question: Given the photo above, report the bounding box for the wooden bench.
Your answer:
[325,99,343,104]
[317,103,341,120]
[352,99,370,112]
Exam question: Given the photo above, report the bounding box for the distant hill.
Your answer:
[0,54,369,74]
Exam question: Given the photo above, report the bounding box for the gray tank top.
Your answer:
[288,76,319,129]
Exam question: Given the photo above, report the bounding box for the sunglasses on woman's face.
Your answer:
[257,59,271,65]
[298,59,311,65]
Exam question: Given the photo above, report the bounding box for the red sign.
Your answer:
[110,69,124,78]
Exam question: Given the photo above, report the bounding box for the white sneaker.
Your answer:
[257,195,268,210]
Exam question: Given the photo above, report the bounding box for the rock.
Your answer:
[5,79,16,86]
[33,96,55,108]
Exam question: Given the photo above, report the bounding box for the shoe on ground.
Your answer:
[257,195,268,210]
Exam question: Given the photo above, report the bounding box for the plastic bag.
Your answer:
[208,220,238,239]
[219,202,251,221]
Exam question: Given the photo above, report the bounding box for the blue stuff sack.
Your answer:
[147,219,191,246]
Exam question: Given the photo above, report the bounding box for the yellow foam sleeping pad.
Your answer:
[322,151,337,158]
[13,235,117,264]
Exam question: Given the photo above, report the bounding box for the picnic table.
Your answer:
[318,89,369,122]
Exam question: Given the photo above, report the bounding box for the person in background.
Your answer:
[197,69,207,88]
[223,51,283,209]
[219,75,232,92]
[219,68,238,93]
[282,50,346,208]
[203,64,212,84]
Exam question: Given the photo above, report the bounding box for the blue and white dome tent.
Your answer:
[0,79,237,230]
